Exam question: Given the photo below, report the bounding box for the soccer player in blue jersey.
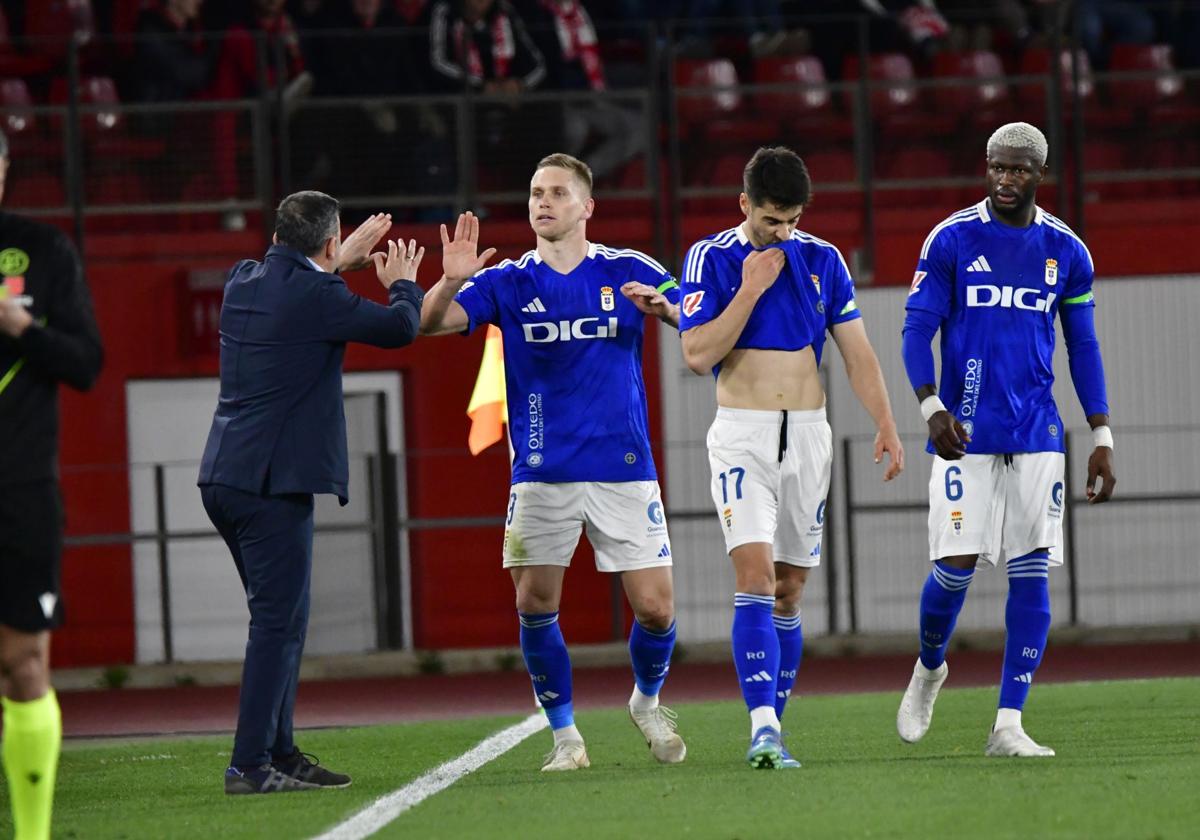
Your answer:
[896,122,1116,757]
[679,146,904,769]
[420,153,687,771]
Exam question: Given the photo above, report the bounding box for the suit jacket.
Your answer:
[198,245,423,504]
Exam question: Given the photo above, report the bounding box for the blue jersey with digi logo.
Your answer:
[906,200,1097,454]
[678,225,862,373]
[454,242,680,484]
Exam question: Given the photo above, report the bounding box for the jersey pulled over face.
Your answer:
[907,199,1096,454]
[678,225,861,375]
[454,243,681,483]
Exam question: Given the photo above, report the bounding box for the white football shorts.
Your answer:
[501,480,673,572]
[706,406,832,567]
[927,452,1066,566]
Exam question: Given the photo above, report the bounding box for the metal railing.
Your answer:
[4,8,1198,274]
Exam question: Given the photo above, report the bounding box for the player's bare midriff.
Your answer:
[716,346,826,410]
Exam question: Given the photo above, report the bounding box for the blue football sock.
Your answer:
[629,619,676,697]
[999,551,1052,711]
[773,611,802,719]
[732,593,780,713]
[919,561,975,670]
[519,611,574,730]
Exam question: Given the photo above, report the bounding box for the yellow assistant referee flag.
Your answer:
[467,324,508,455]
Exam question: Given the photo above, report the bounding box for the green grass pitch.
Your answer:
[3,678,1197,839]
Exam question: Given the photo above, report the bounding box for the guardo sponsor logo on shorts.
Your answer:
[646,499,667,536]
[1050,480,1064,515]
[809,500,826,534]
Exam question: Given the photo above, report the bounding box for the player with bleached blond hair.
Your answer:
[897,122,1116,756]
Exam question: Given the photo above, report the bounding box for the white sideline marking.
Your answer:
[311,713,548,840]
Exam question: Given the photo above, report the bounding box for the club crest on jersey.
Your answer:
[810,273,821,294]
[951,510,963,535]
[909,270,927,296]
[722,506,732,529]
[682,290,705,317]
[1044,258,1058,286]
[600,285,615,311]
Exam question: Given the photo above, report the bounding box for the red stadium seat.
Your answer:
[49,75,164,159]
[1109,44,1184,107]
[1017,48,1094,107]
[0,77,35,136]
[800,148,860,210]
[1076,139,1137,201]
[1107,43,1200,130]
[674,58,774,147]
[675,58,742,125]
[842,52,955,140]
[753,55,851,141]
[842,52,919,116]
[50,75,122,136]
[4,170,66,209]
[877,145,953,180]
[754,55,831,117]
[931,51,1012,119]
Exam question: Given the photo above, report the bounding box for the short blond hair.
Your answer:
[536,153,593,195]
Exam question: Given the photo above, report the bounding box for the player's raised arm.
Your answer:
[680,248,783,375]
[420,211,497,336]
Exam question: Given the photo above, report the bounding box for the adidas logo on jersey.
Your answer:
[520,297,547,313]
[966,255,993,273]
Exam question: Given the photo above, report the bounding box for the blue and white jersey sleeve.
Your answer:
[825,246,862,329]
[906,223,957,319]
[643,258,681,307]
[1059,235,1096,309]
[452,264,505,333]
[678,239,726,332]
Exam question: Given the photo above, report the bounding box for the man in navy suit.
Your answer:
[198,191,425,795]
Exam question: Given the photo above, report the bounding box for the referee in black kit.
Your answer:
[0,128,104,840]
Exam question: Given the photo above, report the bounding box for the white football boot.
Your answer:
[629,705,687,764]
[540,740,590,772]
[897,659,949,743]
[985,726,1056,757]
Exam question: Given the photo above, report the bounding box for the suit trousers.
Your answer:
[200,484,314,768]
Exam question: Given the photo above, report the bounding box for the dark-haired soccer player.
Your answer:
[680,147,903,768]
[421,153,687,772]
[896,122,1115,757]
